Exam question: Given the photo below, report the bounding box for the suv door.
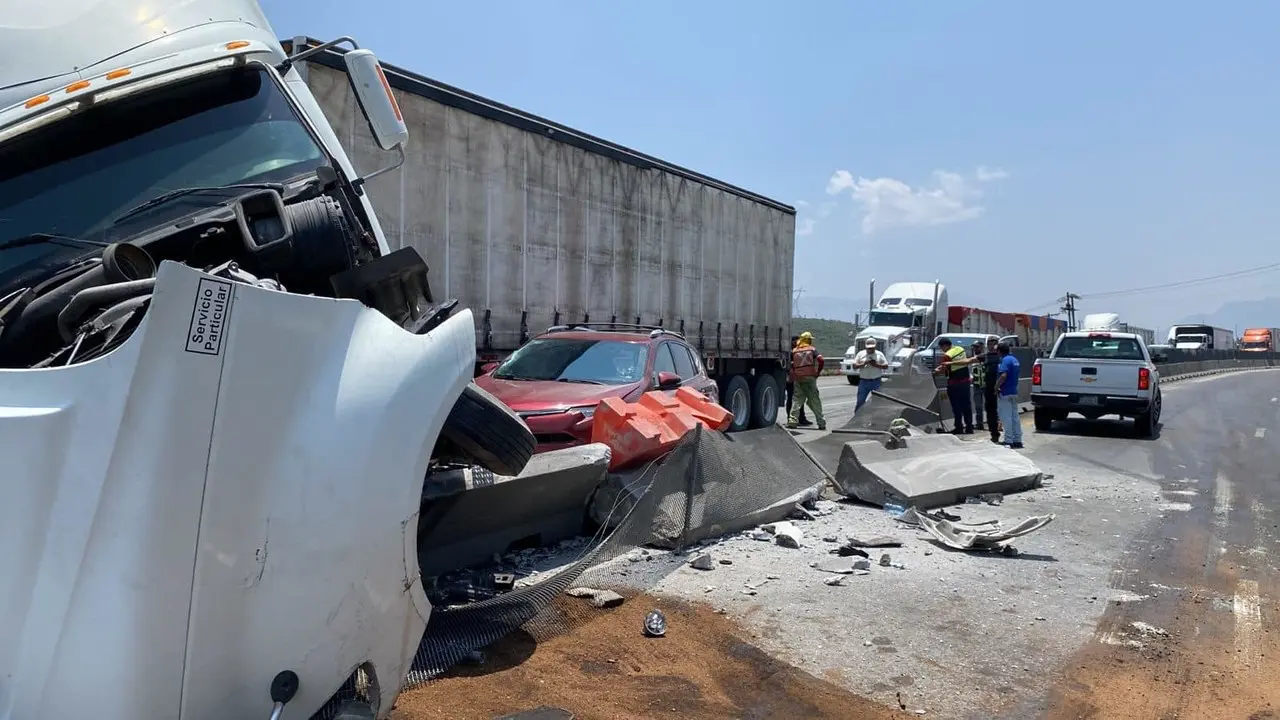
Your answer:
[666,341,718,400]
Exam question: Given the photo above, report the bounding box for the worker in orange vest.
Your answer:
[787,331,826,430]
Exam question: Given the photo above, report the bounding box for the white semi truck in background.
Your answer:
[1167,323,1236,350]
[840,280,946,384]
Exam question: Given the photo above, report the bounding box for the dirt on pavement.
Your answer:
[392,593,912,720]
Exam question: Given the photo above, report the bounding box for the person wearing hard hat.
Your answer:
[933,337,976,434]
[852,337,889,412]
[787,331,826,430]
[785,335,812,427]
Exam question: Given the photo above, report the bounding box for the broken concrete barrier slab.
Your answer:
[831,433,1044,510]
[417,444,611,577]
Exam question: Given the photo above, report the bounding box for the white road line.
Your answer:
[1256,428,1267,438]
[1215,472,1233,529]
[1234,579,1263,669]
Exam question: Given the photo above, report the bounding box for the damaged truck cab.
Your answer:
[0,2,486,719]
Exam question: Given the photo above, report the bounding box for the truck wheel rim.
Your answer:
[733,388,749,422]
[761,385,777,420]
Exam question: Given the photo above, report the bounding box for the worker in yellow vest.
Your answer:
[787,332,826,430]
[932,337,977,434]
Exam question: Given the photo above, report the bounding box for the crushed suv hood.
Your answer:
[0,262,475,719]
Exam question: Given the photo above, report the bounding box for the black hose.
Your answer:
[58,278,156,342]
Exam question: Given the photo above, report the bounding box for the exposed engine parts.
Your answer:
[0,188,375,369]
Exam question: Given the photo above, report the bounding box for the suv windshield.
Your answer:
[0,65,327,291]
[1055,336,1145,360]
[495,338,650,384]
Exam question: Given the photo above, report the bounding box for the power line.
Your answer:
[1079,261,1280,300]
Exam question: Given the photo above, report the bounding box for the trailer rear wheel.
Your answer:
[441,383,535,476]
[721,375,752,432]
[749,374,779,428]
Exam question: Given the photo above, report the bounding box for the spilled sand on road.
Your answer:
[392,593,911,720]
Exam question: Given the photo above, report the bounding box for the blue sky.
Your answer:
[265,0,1279,330]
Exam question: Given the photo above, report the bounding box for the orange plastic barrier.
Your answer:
[591,388,733,471]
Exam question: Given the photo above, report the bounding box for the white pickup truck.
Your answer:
[1031,331,1164,437]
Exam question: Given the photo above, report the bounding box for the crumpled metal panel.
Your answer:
[0,261,475,719]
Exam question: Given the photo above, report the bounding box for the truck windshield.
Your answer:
[494,338,650,384]
[0,65,327,290]
[1055,337,1145,360]
[868,311,915,327]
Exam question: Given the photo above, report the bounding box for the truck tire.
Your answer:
[441,383,535,476]
[847,375,859,386]
[720,375,752,433]
[1033,408,1053,432]
[749,373,780,429]
[1134,392,1161,438]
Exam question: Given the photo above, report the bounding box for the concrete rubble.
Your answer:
[830,429,1045,510]
[418,444,611,576]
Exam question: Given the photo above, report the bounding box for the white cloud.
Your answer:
[794,199,810,207]
[826,170,855,196]
[825,166,1006,235]
[796,217,816,236]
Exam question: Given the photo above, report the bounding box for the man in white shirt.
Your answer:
[852,338,890,411]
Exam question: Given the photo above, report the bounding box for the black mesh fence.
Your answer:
[310,424,829,717]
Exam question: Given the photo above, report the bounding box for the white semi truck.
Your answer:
[840,280,946,384]
[0,2,531,718]
[1167,323,1236,350]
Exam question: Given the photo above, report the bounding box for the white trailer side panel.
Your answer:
[300,60,795,359]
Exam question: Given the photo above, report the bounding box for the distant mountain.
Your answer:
[1181,297,1280,333]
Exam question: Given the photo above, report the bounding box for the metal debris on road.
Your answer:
[643,609,667,637]
[902,507,1055,551]
[847,534,903,548]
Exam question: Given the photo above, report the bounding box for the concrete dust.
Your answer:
[393,593,911,720]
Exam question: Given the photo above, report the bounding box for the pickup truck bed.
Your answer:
[1031,332,1162,437]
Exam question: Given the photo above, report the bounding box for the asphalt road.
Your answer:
[646,368,1280,718]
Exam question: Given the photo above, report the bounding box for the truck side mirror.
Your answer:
[344,49,409,152]
[656,371,682,390]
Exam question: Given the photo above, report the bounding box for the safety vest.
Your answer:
[943,346,969,383]
[791,346,820,379]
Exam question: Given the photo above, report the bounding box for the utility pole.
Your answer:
[792,287,807,317]
[1060,293,1080,331]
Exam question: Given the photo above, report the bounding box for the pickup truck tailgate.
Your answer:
[1039,359,1144,396]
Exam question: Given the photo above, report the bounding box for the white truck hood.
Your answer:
[857,325,910,341]
[0,262,475,718]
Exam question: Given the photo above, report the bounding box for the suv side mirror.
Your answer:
[479,361,500,375]
[656,371,682,390]
[344,49,409,151]
[1151,352,1167,363]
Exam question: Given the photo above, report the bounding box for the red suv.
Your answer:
[475,324,720,453]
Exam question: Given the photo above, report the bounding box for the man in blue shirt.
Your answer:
[994,342,1023,448]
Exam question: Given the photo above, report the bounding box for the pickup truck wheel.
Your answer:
[720,375,752,432]
[749,373,780,428]
[847,375,859,386]
[441,383,535,476]
[1033,408,1053,432]
[1135,392,1162,438]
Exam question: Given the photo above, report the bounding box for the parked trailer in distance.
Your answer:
[1240,327,1280,352]
[1167,324,1236,350]
[287,38,795,426]
[1081,313,1156,346]
[948,306,1067,353]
